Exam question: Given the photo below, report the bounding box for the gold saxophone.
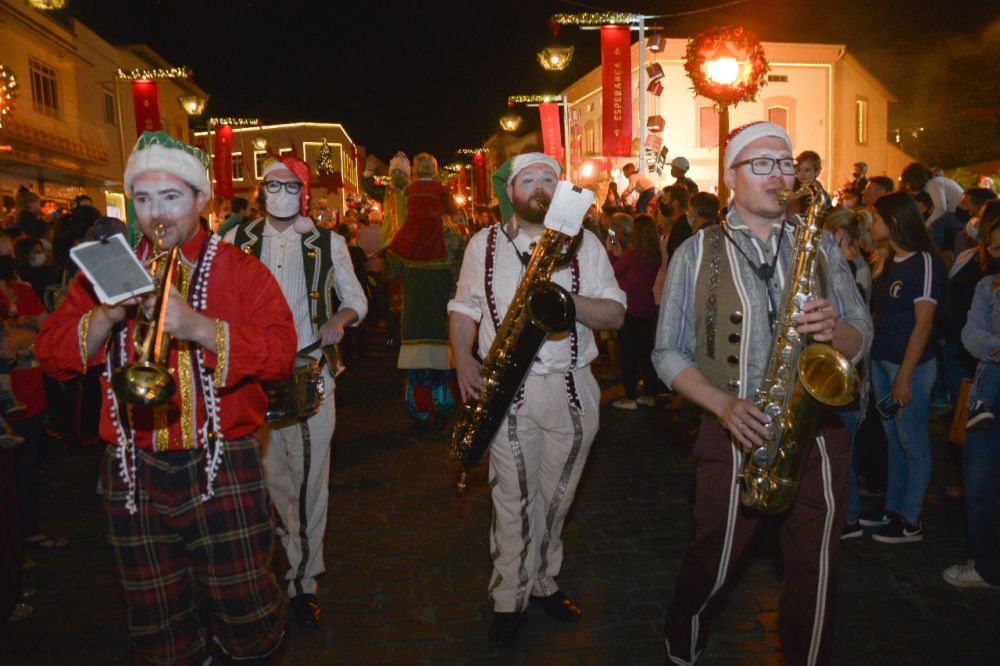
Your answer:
[739,183,858,514]
[449,217,581,494]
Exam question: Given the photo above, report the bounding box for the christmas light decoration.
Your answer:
[317,138,335,175]
[0,63,17,129]
[551,12,643,26]
[499,113,522,132]
[28,0,66,9]
[537,45,574,71]
[507,94,565,105]
[456,148,489,155]
[207,117,260,128]
[684,26,769,107]
[116,66,192,81]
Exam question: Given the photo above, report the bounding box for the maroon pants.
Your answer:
[665,415,849,666]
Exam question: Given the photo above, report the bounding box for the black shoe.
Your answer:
[858,507,890,527]
[871,515,922,544]
[290,593,321,628]
[530,590,582,622]
[841,521,863,540]
[488,611,525,648]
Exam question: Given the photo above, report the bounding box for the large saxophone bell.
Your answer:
[111,226,179,408]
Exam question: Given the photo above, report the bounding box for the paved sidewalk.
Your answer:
[2,344,999,665]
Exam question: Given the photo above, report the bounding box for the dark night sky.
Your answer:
[65,0,1000,162]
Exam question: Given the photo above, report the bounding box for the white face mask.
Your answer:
[966,216,980,241]
[265,189,301,219]
[29,252,45,267]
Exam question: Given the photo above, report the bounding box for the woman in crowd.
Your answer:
[943,257,1000,588]
[942,202,1000,410]
[823,207,875,538]
[609,214,661,409]
[862,192,946,543]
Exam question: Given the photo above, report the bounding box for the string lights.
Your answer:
[115,66,192,81]
[507,94,565,105]
[0,63,17,129]
[550,12,644,25]
[207,117,261,128]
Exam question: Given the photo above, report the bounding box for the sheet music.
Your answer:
[69,234,155,305]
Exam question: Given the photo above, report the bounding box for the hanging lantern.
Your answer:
[647,115,665,132]
[252,135,268,151]
[537,45,575,71]
[646,34,666,53]
[645,62,664,82]
[177,94,207,116]
[646,80,664,96]
[499,113,523,132]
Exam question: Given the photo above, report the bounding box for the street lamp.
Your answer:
[178,94,208,116]
[684,27,769,203]
[499,113,522,132]
[252,135,269,151]
[537,45,574,71]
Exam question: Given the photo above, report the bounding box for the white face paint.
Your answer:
[265,186,301,219]
[131,172,205,249]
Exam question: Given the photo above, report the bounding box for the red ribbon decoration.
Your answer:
[600,25,632,157]
[212,124,234,200]
[539,102,565,168]
[130,81,161,138]
[473,152,487,206]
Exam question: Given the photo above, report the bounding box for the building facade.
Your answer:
[192,122,360,221]
[0,0,207,216]
[562,38,898,196]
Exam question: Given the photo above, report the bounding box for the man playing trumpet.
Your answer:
[36,131,296,665]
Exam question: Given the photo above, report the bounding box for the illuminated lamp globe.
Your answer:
[499,113,522,132]
[581,162,594,178]
[252,135,268,151]
[537,45,574,71]
[704,43,742,86]
[455,194,466,206]
[178,94,207,116]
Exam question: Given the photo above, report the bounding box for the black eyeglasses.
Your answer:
[731,157,796,176]
[263,180,303,195]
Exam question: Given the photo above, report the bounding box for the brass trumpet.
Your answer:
[111,225,179,407]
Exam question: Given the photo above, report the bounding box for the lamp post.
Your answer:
[506,94,572,176]
[684,27,770,204]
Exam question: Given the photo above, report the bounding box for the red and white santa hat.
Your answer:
[723,121,792,169]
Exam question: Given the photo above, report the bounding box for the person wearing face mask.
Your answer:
[952,187,998,256]
[449,153,626,647]
[225,154,367,629]
[13,237,57,302]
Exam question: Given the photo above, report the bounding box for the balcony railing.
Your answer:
[0,112,112,164]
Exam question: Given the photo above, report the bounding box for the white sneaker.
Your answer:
[636,396,656,407]
[612,398,638,410]
[942,560,992,589]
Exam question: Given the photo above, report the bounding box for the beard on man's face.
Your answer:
[511,191,551,225]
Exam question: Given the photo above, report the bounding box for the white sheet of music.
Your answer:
[69,234,155,306]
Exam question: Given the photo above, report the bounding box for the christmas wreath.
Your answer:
[0,63,18,129]
[684,26,768,107]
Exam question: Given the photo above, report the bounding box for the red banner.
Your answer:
[473,152,487,206]
[539,102,564,167]
[130,81,161,138]
[601,25,632,157]
[213,125,234,200]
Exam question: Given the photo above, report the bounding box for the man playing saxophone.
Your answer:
[653,122,872,666]
[448,153,626,648]
[35,132,296,664]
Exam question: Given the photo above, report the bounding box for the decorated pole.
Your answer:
[684,26,769,202]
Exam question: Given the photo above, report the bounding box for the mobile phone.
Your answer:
[875,393,898,419]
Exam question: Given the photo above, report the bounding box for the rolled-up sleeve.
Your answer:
[329,233,368,326]
[581,231,627,307]
[821,235,873,365]
[652,234,699,388]
[962,277,1000,362]
[447,230,486,323]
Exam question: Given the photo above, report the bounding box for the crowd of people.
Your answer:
[0,122,998,666]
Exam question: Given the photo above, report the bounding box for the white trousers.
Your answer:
[261,376,335,598]
[487,368,600,613]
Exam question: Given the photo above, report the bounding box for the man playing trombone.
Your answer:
[36,131,297,665]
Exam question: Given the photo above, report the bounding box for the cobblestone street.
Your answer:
[2,340,999,665]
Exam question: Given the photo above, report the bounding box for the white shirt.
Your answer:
[224,221,368,352]
[448,225,626,375]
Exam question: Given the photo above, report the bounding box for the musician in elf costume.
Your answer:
[225,155,367,628]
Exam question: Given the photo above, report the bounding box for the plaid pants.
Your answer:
[101,438,287,666]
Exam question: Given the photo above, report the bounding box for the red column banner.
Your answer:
[130,81,162,138]
[539,102,564,167]
[600,25,632,157]
[473,152,487,206]
[213,124,234,200]
[458,167,468,197]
